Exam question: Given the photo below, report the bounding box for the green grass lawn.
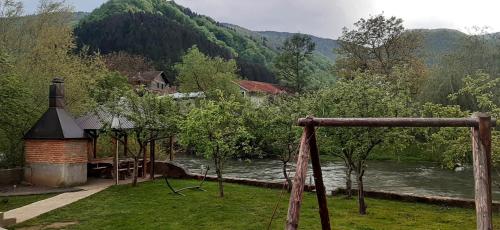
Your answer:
[0,194,55,212]
[12,179,500,229]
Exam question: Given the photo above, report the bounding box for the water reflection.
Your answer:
[173,155,500,200]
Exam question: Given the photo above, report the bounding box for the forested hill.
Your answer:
[75,0,279,83]
[220,23,339,62]
[74,0,498,84]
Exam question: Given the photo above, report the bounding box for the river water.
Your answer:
[173,155,500,201]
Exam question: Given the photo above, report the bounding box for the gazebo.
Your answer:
[23,78,158,187]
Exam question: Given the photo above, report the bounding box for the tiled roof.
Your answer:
[236,80,288,95]
[76,110,134,130]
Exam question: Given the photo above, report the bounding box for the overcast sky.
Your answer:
[22,0,500,39]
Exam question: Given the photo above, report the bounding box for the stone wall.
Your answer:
[0,168,23,185]
[332,188,500,211]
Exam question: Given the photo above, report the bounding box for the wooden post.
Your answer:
[112,135,119,185]
[150,139,155,179]
[123,134,128,156]
[142,143,148,178]
[286,129,310,230]
[307,124,331,230]
[471,113,493,230]
[93,131,98,159]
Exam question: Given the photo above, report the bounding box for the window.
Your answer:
[157,83,160,88]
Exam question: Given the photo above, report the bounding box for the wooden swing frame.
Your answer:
[286,114,496,230]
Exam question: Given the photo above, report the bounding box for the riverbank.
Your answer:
[12,179,500,229]
[173,155,500,200]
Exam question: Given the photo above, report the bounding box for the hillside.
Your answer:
[221,23,338,61]
[75,0,278,83]
[73,0,498,86]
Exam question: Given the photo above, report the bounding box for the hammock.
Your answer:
[164,166,209,196]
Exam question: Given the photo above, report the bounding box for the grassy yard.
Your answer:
[12,179,500,229]
[0,194,55,212]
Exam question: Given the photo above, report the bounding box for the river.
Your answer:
[172,155,500,201]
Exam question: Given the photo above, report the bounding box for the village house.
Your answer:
[235,79,288,104]
[129,71,175,95]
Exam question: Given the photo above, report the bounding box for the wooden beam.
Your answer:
[307,123,331,230]
[298,117,497,128]
[471,113,493,230]
[286,128,311,230]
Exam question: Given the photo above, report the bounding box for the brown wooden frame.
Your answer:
[286,114,496,230]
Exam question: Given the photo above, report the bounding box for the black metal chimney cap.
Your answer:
[52,77,64,83]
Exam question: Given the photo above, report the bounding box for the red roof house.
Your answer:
[236,80,288,95]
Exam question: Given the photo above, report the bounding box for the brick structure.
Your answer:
[23,78,90,187]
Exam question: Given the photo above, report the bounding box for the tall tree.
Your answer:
[179,92,253,197]
[336,14,425,93]
[175,46,240,98]
[274,33,316,93]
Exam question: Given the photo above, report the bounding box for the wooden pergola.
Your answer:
[286,114,496,230]
[76,111,158,184]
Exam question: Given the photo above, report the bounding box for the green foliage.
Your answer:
[175,46,240,98]
[421,29,500,107]
[75,0,277,83]
[274,34,316,92]
[90,72,131,105]
[336,14,425,93]
[179,92,253,196]
[0,1,112,168]
[312,71,414,212]
[102,88,180,185]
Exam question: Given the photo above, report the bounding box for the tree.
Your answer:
[103,88,180,186]
[103,51,155,78]
[421,28,500,107]
[314,72,413,214]
[90,72,131,105]
[422,72,500,169]
[262,96,304,190]
[274,33,316,93]
[0,50,36,168]
[336,14,425,93]
[179,92,253,197]
[175,46,240,98]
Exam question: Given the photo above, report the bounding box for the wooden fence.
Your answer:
[286,113,496,230]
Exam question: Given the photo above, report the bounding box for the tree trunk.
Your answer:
[282,161,292,192]
[357,173,366,215]
[169,135,174,161]
[132,156,138,187]
[215,157,224,197]
[345,166,353,199]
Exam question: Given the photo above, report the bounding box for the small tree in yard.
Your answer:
[259,97,305,191]
[103,88,179,186]
[179,92,253,197]
[314,72,413,214]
